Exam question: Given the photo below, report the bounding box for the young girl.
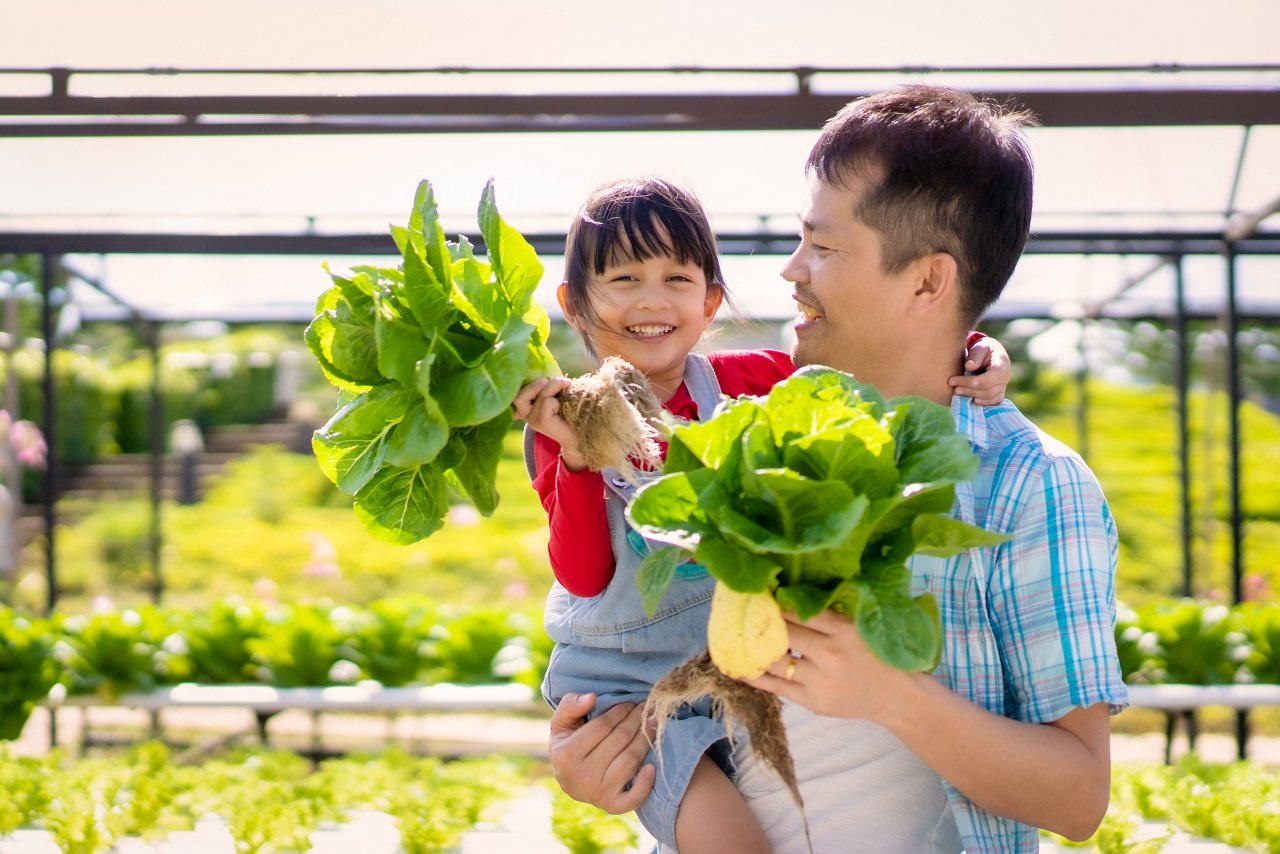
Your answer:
[513,177,1010,853]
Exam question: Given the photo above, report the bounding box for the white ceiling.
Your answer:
[3,0,1279,321]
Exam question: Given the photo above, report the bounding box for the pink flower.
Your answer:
[10,420,46,470]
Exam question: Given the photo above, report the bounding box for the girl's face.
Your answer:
[559,250,722,400]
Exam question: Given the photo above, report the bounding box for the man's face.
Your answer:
[781,173,917,385]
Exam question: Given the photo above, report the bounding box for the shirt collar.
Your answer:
[951,394,989,452]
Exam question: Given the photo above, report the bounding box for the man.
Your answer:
[548,85,1128,852]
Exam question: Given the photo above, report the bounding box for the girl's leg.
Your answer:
[674,753,770,853]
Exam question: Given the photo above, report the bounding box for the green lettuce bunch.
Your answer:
[306,180,558,543]
[629,365,1007,673]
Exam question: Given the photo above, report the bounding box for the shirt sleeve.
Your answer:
[986,454,1129,723]
[708,349,796,397]
[530,432,615,598]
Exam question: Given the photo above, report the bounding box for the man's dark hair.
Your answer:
[806,85,1035,324]
[562,177,727,358]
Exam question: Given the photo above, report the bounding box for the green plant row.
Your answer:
[0,598,553,741]
[1114,598,1280,687]
[2,334,302,469]
[1043,755,1280,853]
[0,742,525,854]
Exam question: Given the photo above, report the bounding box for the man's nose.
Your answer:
[780,245,806,284]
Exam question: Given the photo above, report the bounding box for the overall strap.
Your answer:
[521,423,538,482]
[681,352,723,421]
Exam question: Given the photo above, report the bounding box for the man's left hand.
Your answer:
[744,609,913,723]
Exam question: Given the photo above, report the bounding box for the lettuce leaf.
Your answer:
[307,179,558,543]
[629,365,1008,672]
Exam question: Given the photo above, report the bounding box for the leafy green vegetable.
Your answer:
[307,180,559,543]
[0,610,61,740]
[630,366,1007,672]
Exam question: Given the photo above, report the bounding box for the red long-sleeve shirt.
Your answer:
[530,349,795,597]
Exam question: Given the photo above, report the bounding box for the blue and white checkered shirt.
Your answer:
[910,396,1130,853]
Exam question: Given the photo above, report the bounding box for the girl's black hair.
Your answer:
[562,177,729,357]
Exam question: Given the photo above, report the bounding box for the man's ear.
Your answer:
[907,253,959,317]
[557,283,583,332]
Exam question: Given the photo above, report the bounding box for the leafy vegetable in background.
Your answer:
[0,610,60,740]
[631,365,1008,676]
[306,180,559,543]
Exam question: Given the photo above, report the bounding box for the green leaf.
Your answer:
[693,531,781,593]
[406,180,453,290]
[432,315,537,427]
[775,582,838,622]
[383,396,449,469]
[853,581,940,672]
[450,412,513,515]
[872,483,957,536]
[312,386,421,494]
[478,178,545,311]
[668,397,761,469]
[762,367,884,445]
[784,422,897,497]
[888,396,980,485]
[911,513,1011,556]
[897,434,981,486]
[353,464,450,544]
[305,280,382,390]
[627,468,721,549]
[635,546,690,617]
[374,304,429,388]
[326,385,421,435]
[402,235,454,329]
[713,471,864,555]
[454,255,506,331]
[312,427,391,495]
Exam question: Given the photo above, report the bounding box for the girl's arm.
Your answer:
[949,332,1012,406]
[515,379,616,597]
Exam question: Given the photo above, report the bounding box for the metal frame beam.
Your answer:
[2,230,1280,258]
[2,64,1279,137]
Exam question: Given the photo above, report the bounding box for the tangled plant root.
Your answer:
[646,650,811,851]
[558,356,664,481]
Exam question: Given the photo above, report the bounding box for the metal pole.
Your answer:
[39,253,58,751]
[1173,257,1193,597]
[1224,249,1243,605]
[1076,318,1090,460]
[146,321,164,603]
[39,253,57,615]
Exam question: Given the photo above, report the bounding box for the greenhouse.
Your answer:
[1,1,1279,851]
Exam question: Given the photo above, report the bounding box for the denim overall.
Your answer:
[527,353,728,849]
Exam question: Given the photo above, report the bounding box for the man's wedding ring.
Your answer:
[783,655,799,681]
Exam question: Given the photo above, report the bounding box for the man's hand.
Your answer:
[744,610,911,724]
[548,692,656,814]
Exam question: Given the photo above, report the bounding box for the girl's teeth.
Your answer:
[629,325,675,337]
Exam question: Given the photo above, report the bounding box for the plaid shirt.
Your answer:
[910,396,1129,853]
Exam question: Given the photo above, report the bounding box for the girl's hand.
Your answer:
[513,377,589,471]
[949,334,1012,406]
